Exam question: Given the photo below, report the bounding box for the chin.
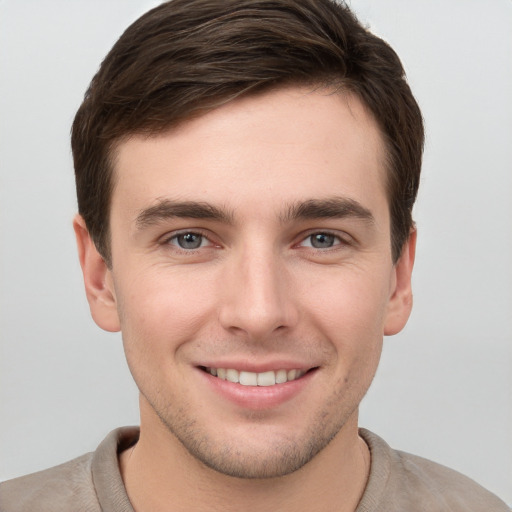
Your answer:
[156,408,343,479]
[185,438,326,479]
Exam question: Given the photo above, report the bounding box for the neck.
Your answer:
[120,411,370,512]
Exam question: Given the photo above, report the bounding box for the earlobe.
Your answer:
[73,214,121,332]
[383,229,417,336]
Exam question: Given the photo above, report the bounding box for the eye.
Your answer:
[169,232,210,250]
[299,232,341,249]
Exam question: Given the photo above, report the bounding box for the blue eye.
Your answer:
[170,232,207,250]
[310,233,336,248]
[301,233,340,249]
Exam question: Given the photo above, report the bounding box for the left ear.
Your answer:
[384,228,416,336]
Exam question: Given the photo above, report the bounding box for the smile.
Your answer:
[202,367,308,386]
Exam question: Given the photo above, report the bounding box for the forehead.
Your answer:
[111,86,388,224]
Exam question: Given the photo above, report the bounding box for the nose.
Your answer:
[218,244,299,340]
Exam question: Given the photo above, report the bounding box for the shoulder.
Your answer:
[0,426,138,512]
[0,453,100,512]
[358,429,510,512]
[391,449,510,511]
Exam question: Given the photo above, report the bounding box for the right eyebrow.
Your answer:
[135,199,234,230]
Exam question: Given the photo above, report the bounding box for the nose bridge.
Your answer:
[219,238,296,338]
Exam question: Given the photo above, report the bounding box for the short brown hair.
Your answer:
[72,0,424,264]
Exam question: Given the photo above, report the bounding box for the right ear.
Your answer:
[73,214,121,332]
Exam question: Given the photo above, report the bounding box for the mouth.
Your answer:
[199,366,315,386]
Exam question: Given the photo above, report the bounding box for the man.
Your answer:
[1,0,509,510]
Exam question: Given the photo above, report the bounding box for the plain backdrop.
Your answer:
[1,0,511,505]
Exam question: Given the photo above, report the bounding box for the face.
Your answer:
[76,87,414,479]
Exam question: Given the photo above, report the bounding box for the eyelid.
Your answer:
[157,227,353,251]
[160,228,217,248]
[296,229,353,248]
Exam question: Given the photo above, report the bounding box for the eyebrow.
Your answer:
[135,199,234,229]
[281,197,375,224]
[135,196,374,230]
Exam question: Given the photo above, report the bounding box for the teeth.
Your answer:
[205,367,307,386]
[257,371,275,386]
[239,371,257,386]
[275,369,287,384]
[226,369,239,383]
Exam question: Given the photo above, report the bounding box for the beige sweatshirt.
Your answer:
[1,427,509,511]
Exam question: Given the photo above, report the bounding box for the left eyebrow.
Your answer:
[281,197,375,224]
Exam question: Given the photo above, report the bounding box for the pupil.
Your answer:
[311,233,334,248]
[179,233,202,249]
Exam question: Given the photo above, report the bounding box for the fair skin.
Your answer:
[75,86,415,512]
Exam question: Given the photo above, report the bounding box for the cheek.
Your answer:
[303,266,392,340]
[114,269,217,359]
[300,266,389,389]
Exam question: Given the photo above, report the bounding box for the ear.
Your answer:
[383,228,417,336]
[73,214,121,332]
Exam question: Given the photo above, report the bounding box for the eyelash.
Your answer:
[162,230,215,252]
[296,231,352,251]
[161,229,351,253]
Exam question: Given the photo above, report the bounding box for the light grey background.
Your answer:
[1,0,511,504]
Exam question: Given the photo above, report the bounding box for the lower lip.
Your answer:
[198,368,316,410]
